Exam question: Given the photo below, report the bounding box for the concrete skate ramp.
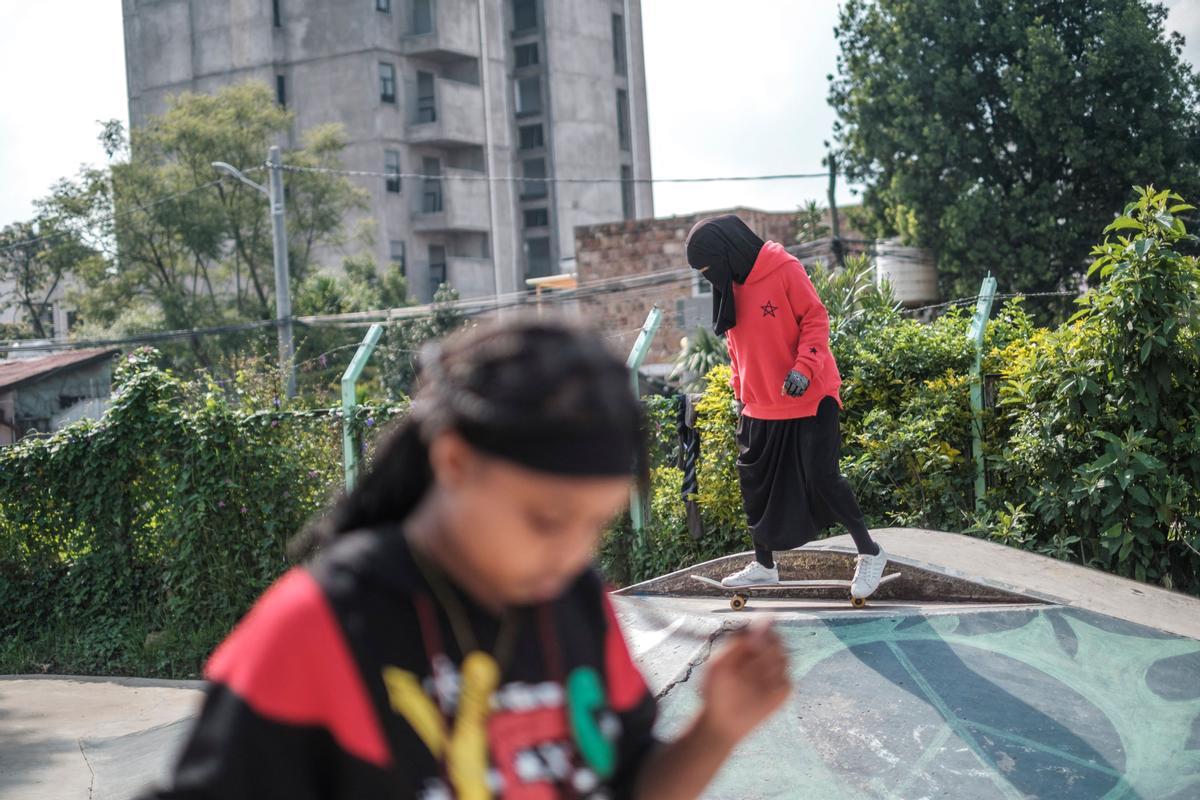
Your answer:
[644,605,1200,799]
[611,529,1200,798]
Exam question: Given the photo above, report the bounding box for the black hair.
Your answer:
[305,315,648,548]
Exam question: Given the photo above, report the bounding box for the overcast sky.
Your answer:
[1,0,1199,228]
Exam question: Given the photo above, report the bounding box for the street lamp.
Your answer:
[212,146,296,398]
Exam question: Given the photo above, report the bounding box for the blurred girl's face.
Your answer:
[425,432,631,606]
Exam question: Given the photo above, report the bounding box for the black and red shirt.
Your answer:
[146,527,658,799]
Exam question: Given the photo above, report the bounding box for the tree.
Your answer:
[0,218,96,339]
[794,199,831,244]
[291,254,414,396]
[829,0,1200,299]
[56,83,367,365]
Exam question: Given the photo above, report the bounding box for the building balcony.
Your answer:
[403,0,480,62]
[407,78,485,148]
[411,168,491,233]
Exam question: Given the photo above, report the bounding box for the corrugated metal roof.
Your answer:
[0,348,118,392]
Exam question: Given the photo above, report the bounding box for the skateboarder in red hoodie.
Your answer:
[686,214,888,599]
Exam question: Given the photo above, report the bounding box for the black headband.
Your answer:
[458,422,639,477]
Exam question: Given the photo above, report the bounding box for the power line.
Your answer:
[902,290,1078,315]
[275,163,829,185]
[0,267,696,353]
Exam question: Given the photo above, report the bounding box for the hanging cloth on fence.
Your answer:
[677,394,703,540]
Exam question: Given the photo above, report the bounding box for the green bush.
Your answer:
[0,349,401,677]
[992,187,1200,589]
[606,189,1200,596]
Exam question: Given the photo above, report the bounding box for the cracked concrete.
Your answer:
[0,676,204,800]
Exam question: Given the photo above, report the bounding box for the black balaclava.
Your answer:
[685,215,766,335]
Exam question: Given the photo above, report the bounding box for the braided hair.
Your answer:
[315,315,648,542]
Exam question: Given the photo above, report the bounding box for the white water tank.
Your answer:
[875,239,939,307]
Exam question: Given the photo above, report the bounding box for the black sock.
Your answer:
[754,543,775,569]
[855,535,881,557]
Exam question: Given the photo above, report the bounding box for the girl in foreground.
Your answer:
[146,317,790,800]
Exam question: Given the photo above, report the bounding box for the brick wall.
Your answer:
[573,207,798,367]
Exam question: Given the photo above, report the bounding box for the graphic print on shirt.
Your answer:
[383,658,623,800]
[760,300,778,318]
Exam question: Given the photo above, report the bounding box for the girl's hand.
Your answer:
[698,621,792,746]
[782,370,810,397]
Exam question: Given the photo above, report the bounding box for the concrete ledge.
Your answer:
[618,546,1034,605]
[810,528,1200,640]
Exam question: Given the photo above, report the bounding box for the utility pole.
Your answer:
[212,146,296,398]
[267,146,296,399]
[827,151,844,269]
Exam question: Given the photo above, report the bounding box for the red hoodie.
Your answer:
[726,241,842,420]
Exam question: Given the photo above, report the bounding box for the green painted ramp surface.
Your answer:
[655,607,1200,799]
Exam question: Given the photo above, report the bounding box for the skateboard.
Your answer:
[690,572,901,610]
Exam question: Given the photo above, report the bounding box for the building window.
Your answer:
[612,14,627,75]
[412,0,432,34]
[376,0,391,13]
[518,124,544,151]
[516,76,542,116]
[617,89,631,151]
[385,150,401,193]
[526,237,551,278]
[422,157,443,213]
[380,63,397,103]
[523,207,549,228]
[273,0,282,27]
[621,165,634,221]
[515,42,539,68]
[416,71,437,123]
[275,75,287,107]
[390,240,407,276]
[513,0,537,32]
[522,157,547,199]
[429,245,448,292]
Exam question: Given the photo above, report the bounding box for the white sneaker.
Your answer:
[851,549,888,599]
[721,561,780,588]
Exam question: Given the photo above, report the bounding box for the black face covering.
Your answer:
[685,215,766,335]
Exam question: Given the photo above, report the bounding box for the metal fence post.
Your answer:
[626,306,663,537]
[968,274,998,513]
[342,324,384,491]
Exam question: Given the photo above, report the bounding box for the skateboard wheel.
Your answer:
[851,596,866,608]
[730,595,748,611]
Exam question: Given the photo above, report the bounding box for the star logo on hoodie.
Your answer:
[761,301,778,318]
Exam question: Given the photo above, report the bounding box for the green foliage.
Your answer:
[606,189,1200,594]
[599,367,749,584]
[669,326,729,392]
[379,284,468,399]
[807,253,902,347]
[0,218,99,340]
[794,200,830,244]
[44,84,367,372]
[993,187,1200,589]
[0,349,402,677]
[830,0,1200,298]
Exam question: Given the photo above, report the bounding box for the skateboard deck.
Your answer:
[690,572,901,610]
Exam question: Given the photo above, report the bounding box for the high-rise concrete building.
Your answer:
[122,0,652,302]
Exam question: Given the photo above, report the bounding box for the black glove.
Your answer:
[783,370,810,397]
